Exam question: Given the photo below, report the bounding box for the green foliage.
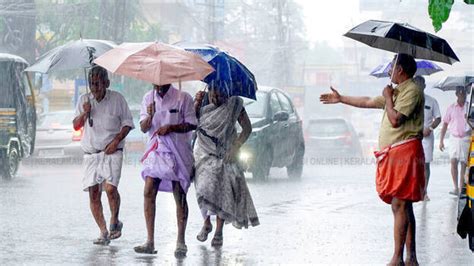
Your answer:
[428,0,454,32]
[35,0,162,55]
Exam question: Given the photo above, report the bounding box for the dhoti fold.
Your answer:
[375,138,426,204]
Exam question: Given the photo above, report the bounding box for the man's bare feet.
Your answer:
[404,257,419,266]
[387,257,404,266]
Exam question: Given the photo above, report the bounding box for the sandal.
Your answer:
[109,221,123,240]
[449,189,459,196]
[93,231,110,246]
[174,242,188,258]
[211,234,223,247]
[196,225,213,242]
[134,242,157,254]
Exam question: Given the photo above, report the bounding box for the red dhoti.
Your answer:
[374,138,426,204]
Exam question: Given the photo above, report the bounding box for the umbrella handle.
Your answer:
[88,113,93,127]
[84,68,93,127]
[389,53,399,87]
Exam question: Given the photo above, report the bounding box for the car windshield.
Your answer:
[39,112,75,128]
[307,120,349,137]
[243,91,266,118]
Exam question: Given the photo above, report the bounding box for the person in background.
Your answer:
[413,76,441,201]
[439,86,471,196]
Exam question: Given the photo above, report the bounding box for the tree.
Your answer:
[0,0,36,62]
[35,0,160,57]
[428,0,473,32]
[222,0,307,87]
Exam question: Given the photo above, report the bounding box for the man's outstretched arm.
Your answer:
[320,86,383,109]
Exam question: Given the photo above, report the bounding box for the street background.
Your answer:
[1,161,473,264]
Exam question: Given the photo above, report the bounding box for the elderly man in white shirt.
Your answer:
[73,66,134,245]
[413,76,441,201]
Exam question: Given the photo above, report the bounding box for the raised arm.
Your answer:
[194,91,206,119]
[73,101,91,130]
[383,85,407,128]
[320,86,383,109]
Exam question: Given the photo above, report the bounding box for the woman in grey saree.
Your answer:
[193,88,259,247]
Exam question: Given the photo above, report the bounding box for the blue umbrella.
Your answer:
[370,60,443,78]
[175,43,257,100]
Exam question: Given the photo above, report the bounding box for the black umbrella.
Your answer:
[344,20,459,65]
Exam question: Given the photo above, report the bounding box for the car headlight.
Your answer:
[239,150,252,162]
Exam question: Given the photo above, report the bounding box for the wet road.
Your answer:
[1,161,473,265]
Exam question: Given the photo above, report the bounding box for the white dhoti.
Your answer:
[82,150,123,191]
[448,136,470,163]
[422,134,434,163]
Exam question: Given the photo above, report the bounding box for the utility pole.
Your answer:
[275,0,290,87]
[206,0,216,44]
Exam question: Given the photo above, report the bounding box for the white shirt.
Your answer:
[423,93,441,128]
[75,89,135,153]
[139,86,197,152]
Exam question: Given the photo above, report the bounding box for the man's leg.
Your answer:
[404,202,419,266]
[89,184,107,235]
[450,158,459,193]
[144,177,160,245]
[105,183,120,226]
[172,181,189,257]
[389,198,408,265]
[134,177,160,254]
[172,181,188,245]
[460,161,467,192]
[424,163,430,199]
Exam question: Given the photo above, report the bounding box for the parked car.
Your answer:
[0,53,36,178]
[305,118,363,159]
[238,87,305,181]
[32,110,83,162]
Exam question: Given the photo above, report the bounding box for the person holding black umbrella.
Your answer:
[413,76,442,201]
[321,54,425,265]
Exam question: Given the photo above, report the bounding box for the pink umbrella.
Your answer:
[93,42,214,85]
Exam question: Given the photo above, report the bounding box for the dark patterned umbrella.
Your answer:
[344,20,459,65]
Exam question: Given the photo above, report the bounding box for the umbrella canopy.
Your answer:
[176,43,257,100]
[433,76,474,91]
[25,39,116,73]
[370,60,443,78]
[344,20,459,65]
[93,42,214,85]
